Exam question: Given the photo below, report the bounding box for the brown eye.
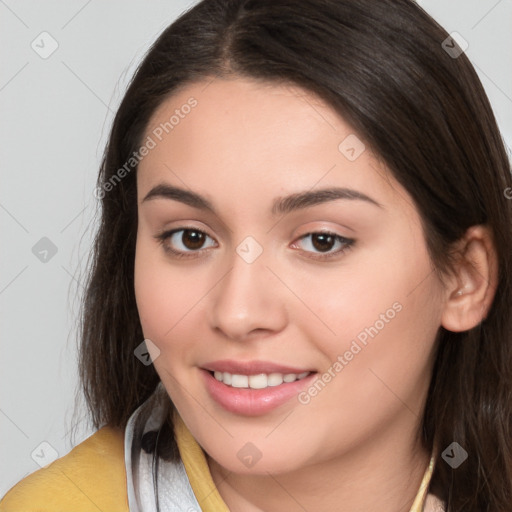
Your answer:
[292,231,354,260]
[311,233,336,252]
[155,227,217,258]
[181,229,206,250]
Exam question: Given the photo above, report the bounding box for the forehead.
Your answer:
[136,77,407,215]
[143,78,344,161]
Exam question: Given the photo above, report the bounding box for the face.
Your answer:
[134,77,445,475]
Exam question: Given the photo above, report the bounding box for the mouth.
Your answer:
[208,370,312,389]
[200,361,317,416]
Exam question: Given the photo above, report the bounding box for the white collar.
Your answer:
[124,382,201,512]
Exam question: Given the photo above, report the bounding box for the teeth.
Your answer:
[267,373,283,386]
[212,371,311,389]
[231,374,249,388]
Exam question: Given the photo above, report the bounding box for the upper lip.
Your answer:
[202,359,315,375]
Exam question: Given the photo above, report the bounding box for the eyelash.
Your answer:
[154,227,355,261]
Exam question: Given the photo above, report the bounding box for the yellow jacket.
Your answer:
[0,413,231,512]
[0,427,129,512]
[0,417,441,511]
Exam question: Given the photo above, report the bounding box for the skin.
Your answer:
[134,77,498,512]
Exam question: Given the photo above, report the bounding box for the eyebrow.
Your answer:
[142,183,383,215]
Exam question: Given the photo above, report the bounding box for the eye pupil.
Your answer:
[182,229,205,249]
[312,233,335,252]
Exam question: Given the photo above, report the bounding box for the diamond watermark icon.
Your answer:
[237,442,262,468]
[32,237,58,263]
[134,338,161,366]
[31,32,59,59]
[338,134,366,161]
[236,236,263,264]
[442,32,468,59]
[31,441,59,468]
[441,441,468,469]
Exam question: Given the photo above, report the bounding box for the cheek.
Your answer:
[296,231,441,407]
[292,251,429,353]
[134,235,213,370]
[134,236,184,343]
[291,283,440,460]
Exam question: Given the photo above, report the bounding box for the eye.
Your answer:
[155,227,216,258]
[291,231,354,260]
[154,228,354,261]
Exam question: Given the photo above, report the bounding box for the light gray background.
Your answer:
[1,0,511,497]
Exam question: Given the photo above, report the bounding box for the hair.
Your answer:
[74,0,512,510]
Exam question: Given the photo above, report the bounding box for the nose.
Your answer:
[207,246,288,342]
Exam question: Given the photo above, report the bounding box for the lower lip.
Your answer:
[201,369,316,416]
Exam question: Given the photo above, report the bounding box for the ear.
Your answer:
[441,225,499,332]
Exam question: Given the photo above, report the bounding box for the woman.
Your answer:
[1,0,511,511]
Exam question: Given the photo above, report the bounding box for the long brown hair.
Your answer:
[75,0,512,509]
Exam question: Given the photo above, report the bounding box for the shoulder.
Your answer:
[0,426,128,512]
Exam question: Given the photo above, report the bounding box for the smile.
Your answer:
[200,362,317,416]
[212,371,311,389]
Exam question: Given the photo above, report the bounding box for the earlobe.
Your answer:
[440,225,498,333]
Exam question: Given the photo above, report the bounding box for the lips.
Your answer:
[202,359,314,375]
[200,360,317,415]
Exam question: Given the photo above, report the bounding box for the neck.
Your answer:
[207,418,431,512]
